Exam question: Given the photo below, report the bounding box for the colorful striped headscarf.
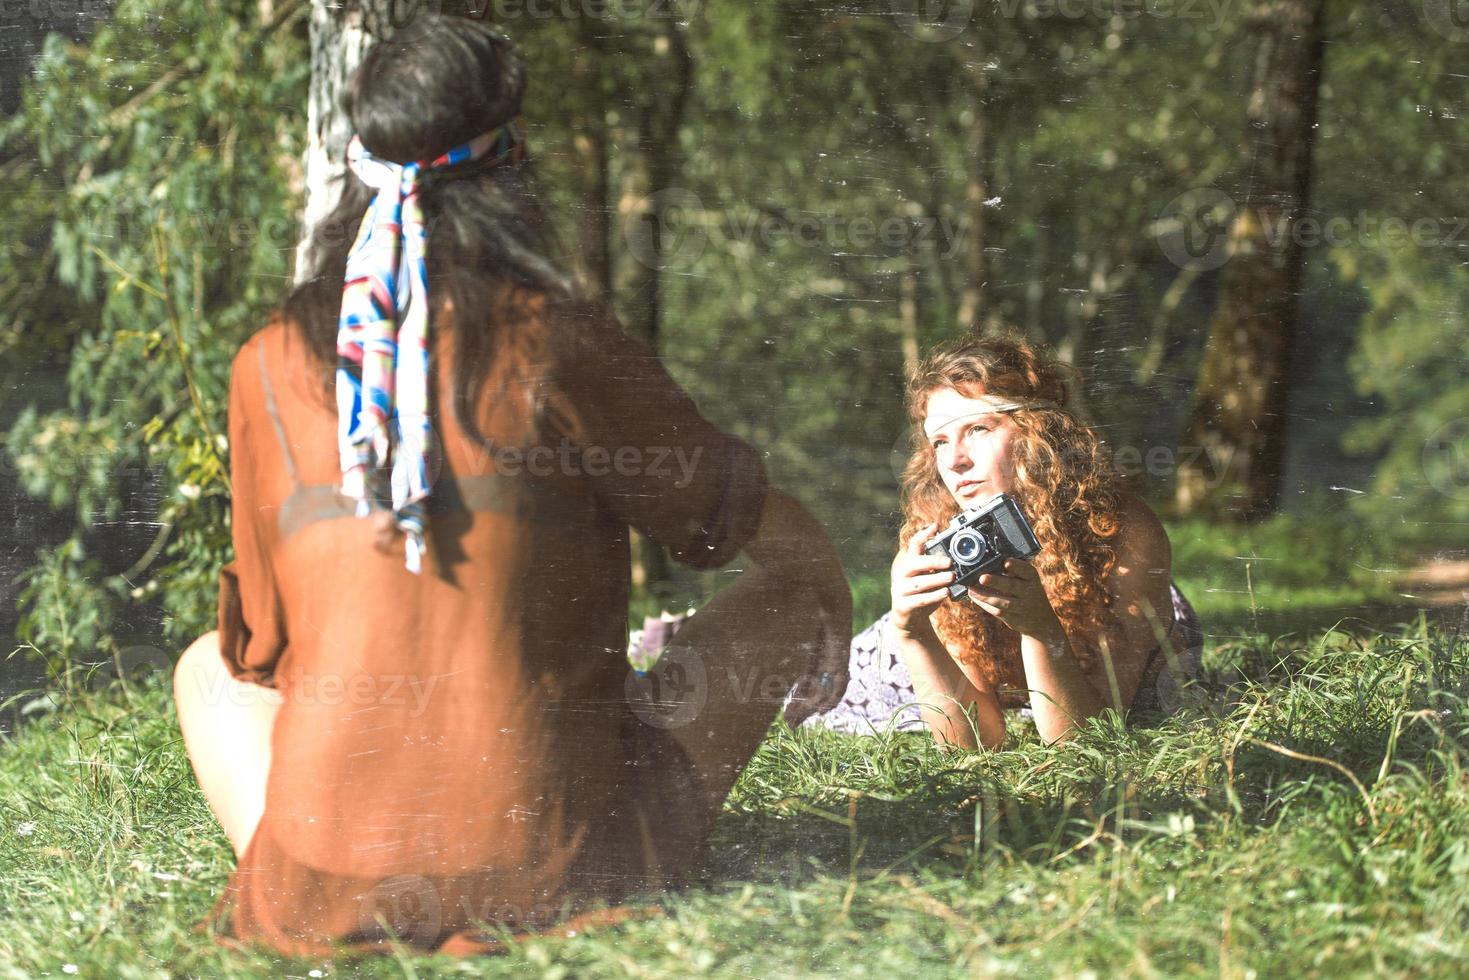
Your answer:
[337,120,525,573]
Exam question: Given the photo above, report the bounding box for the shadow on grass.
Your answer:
[708,761,1223,891]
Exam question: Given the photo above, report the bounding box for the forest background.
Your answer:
[0,0,1466,684]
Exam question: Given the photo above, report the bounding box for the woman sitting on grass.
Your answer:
[172,15,850,958]
[808,335,1205,747]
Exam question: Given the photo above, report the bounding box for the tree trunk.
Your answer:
[570,25,612,298]
[1174,0,1328,521]
[295,0,386,282]
[899,262,920,380]
[617,25,693,600]
[619,27,693,348]
[955,52,990,334]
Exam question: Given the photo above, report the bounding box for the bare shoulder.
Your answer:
[226,316,301,426]
[233,314,288,372]
[1108,492,1172,582]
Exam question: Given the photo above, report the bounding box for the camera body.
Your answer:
[923,492,1042,600]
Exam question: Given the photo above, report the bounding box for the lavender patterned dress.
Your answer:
[805,582,1206,735]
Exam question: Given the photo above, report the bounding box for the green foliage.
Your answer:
[515,3,1237,592]
[3,618,1469,973]
[1317,2,1469,537]
[11,537,112,680]
[1,0,308,666]
[1339,242,1469,533]
[4,0,1463,674]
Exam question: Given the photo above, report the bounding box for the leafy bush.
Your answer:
[0,0,308,669]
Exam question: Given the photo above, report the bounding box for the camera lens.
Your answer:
[950,529,988,565]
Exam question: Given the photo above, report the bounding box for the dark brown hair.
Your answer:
[279,13,577,446]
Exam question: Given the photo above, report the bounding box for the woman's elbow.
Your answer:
[929,713,1004,751]
[976,716,1006,750]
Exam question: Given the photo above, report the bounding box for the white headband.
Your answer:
[923,396,1046,441]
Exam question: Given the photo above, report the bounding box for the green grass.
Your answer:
[1165,511,1408,627]
[2,616,1468,976]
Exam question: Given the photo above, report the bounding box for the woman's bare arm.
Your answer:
[1017,625,1109,744]
[887,524,1005,749]
[887,617,1006,749]
[741,488,853,723]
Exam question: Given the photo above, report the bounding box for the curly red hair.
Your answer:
[898,334,1126,697]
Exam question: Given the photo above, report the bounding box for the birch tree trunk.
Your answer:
[1174,0,1328,521]
[295,0,386,282]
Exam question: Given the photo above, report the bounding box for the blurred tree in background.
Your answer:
[1174,0,1328,520]
[1,0,1465,671]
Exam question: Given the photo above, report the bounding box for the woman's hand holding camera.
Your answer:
[888,524,1008,749]
[966,558,1064,644]
[890,523,957,639]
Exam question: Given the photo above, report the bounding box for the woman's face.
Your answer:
[923,385,1020,505]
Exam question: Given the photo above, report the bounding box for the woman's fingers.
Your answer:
[896,555,953,580]
[968,580,1017,602]
[895,527,950,583]
[893,548,954,604]
[899,587,955,610]
[1002,558,1038,580]
[905,523,938,556]
[969,593,1004,617]
[901,570,956,595]
[890,526,963,633]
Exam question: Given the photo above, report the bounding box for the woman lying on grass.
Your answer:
[808,335,1205,747]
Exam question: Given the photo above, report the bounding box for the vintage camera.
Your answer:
[923,492,1041,600]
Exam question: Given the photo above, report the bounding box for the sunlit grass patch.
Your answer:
[1,617,1467,976]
